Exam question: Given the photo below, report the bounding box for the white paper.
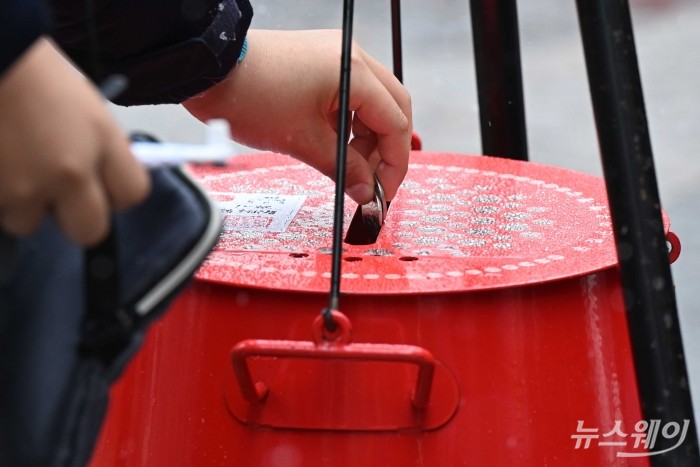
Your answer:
[219,194,306,232]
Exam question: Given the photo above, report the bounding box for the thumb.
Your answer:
[304,129,375,205]
[343,145,375,205]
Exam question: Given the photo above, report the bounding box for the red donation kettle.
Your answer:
[89,152,681,466]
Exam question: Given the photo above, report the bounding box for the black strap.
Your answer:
[0,232,17,286]
[81,225,134,362]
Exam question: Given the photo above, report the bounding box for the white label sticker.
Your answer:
[219,194,306,232]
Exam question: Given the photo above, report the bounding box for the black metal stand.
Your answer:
[469,0,528,160]
[574,0,699,464]
[391,0,404,83]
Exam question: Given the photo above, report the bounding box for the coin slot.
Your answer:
[344,257,363,262]
[344,201,391,245]
[289,253,309,258]
[399,256,418,262]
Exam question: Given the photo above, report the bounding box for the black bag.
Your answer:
[0,166,222,466]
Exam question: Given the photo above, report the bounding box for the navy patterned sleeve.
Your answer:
[49,0,253,106]
[0,0,51,77]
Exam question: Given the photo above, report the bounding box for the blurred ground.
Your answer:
[110,0,700,427]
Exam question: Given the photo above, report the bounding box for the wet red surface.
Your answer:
[189,151,668,294]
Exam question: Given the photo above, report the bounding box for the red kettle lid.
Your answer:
[187,152,669,295]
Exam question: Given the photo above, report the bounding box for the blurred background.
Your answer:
[109,0,700,423]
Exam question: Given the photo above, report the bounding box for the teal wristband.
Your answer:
[237,37,248,63]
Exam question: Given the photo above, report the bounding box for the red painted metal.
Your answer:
[89,152,672,466]
[187,152,668,294]
[667,230,681,264]
[410,131,422,151]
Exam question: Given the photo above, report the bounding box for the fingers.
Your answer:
[349,54,411,200]
[0,147,148,246]
[343,142,375,204]
[53,177,110,246]
[349,116,380,170]
[327,46,412,203]
[0,193,111,247]
[0,202,46,237]
[360,51,413,125]
[99,130,150,210]
[306,128,375,205]
[0,37,151,247]
[61,129,150,245]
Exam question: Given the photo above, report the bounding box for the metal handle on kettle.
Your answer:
[231,311,436,410]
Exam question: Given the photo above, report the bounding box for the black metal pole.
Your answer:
[390,0,403,83]
[469,0,528,160]
[323,0,356,332]
[575,0,698,464]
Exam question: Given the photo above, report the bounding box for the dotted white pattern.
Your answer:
[190,154,619,293]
